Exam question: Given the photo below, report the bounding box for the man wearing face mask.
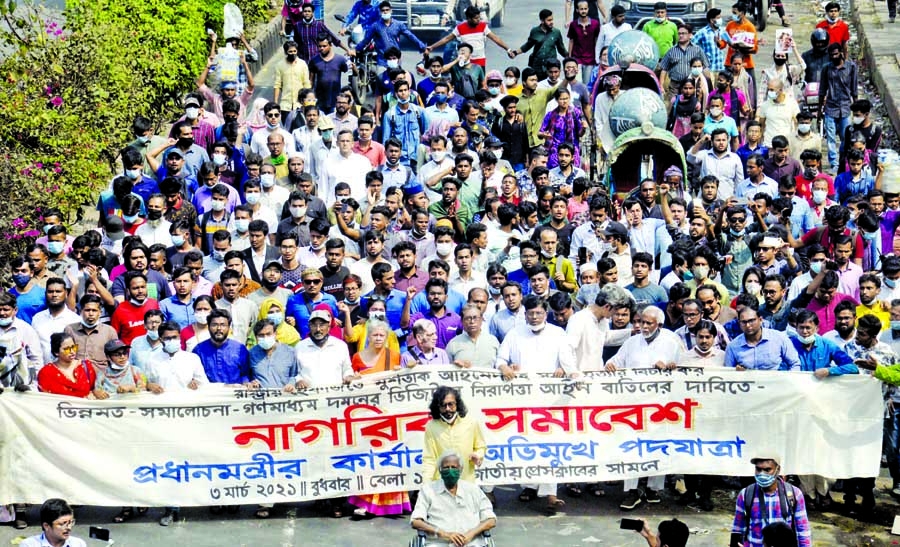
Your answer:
[818,42,857,173]
[145,320,209,397]
[757,79,799,148]
[839,99,882,169]
[605,305,682,509]
[274,40,311,120]
[790,111,823,157]
[659,23,709,103]
[420,386,488,489]
[357,2,426,67]
[692,9,726,75]
[134,194,172,247]
[162,121,210,180]
[495,295,577,513]
[167,95,216,150]
[411,449,496,544]
[730,454,811,547]
[321,130,370,204]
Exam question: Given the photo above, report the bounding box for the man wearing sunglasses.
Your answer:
[286,268,339,338]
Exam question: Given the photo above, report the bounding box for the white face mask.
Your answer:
[709,107,723,118]
[529,321,546,333]
[290,206,307,219]
[767,90,778,100]
[212,153,227,166]
[431,150,446,163]
[812,190,827,204]
[194,311,210,325]
[505,77,516,87]
[745,281,761,295]
[185,107,200,120]
[245,192,260,205]
[436,242,453,256]
[852,115,865,125]
[798,123,811,134]
[260,174,276,188]
[210,200,225,212]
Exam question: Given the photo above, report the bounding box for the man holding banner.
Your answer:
[495,294,577,515]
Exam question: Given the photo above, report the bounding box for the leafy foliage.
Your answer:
[0,0,271,260]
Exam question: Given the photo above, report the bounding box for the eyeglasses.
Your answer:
[265,112,280,119]
[303,278,323,285]
[762,289,779,295]
[53,519,75,529]
[60,345,79,354]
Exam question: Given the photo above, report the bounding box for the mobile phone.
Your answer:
[620,518,644,531]
[578,246,588,265]
[89,527,110,541]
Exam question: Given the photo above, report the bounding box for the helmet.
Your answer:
[811,28,829,51]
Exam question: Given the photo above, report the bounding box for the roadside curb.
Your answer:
[853,0,900,136]
[246,17,285,74]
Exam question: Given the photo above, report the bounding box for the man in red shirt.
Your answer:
[793,149,834,199]
[425,5,514,68]
[788,206,864,266]
[815,2,850,58]
[110,271,160,345]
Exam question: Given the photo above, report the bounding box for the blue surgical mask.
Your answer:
[755,472,776,488]
[268,312,284,326]
[397,97,410,105]
[43,224,53,234]
[809,261,823,275]
[47,241,65,255]
[123,214,140,224]
[163,340,181,354]
[732,13,742,21]
[257,336,277,350]
[125,168,142,180]
[137,135,151,145]
[386,58,399,69]
[682,269,694,281]
[886,277,898,289]
[171,234,185,247]
[0,317,12,327]
[730,228,745,238]
[798,334,816,345]
[245,192,261,205]
[863,231,878,241]
[434,93,447,103]
[892,320,900,331]
[146,329,160,341]
[12,274,31,287]
[381,11,392,21]
[235,219,250,233]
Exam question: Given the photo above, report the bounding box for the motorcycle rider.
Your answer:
[340,0,381,37]
[801,29,830,84]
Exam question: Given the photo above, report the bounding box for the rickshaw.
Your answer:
[606,123,688,199]
[589,63,664,104]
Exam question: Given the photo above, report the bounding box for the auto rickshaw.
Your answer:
[606,123,688,199]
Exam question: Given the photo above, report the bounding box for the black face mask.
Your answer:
[716,82,727,92]
[774,57,787,66]
[287,54,297,63]
[830,55,842,65]
[262,279,281,290]
[178,137,194,149]
[147,209,163,221]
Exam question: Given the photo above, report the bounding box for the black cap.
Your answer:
[604,221,628,239]
[485,136,505,148]
[263,260,284,272]
[104,339,131,355]
[104,216,126,241]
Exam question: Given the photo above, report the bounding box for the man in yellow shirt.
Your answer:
[273,40,311,119]
[421,386,490,501]
[857,273,890,331]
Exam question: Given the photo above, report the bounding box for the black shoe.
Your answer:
[644,488,661,504]
[620,489,644,510]
[677,491,697,506]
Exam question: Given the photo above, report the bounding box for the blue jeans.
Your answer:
[823,113,851,168]
[886,404,900,485]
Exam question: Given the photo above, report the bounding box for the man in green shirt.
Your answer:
[511,9,567,80]
[515,67,560,149]
[428,177,473,238]
[643,2,678,58]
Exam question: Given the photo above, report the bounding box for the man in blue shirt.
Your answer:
[362,262,409,332]
[8,257,46,323]
[193,309,251,384]
[790,309,858,375]
[159,267,196,330]
[725,307,801,370]
[286,268,339,338]
[382,81,427,168]
[356,1,426,64]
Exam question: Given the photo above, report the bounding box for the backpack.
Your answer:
[739,480,797,542]
[199,210,232,254]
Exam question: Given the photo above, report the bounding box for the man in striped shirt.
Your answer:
[730,455,811,547]
[659,22,709,101]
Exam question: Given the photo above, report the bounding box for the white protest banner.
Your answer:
[0,366,883,507]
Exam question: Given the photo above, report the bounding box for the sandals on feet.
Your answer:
[254,508,270,519]
[565,484,583,497]
[590,484,606,497]
[544,498,565,515]
[13,519,27,530]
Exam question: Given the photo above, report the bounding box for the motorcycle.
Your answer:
[334,14,377,104]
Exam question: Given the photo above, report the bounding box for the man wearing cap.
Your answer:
[170,96,217,151]
[196,47,255,123]
[753,234,799,279]
[294,306,356,387]
[286,268,339,338]
[426,5,513,69]
[320,129,371,204]
[730,454,810,547]
[603,221,633,286]
[643,2,678,57]
[161,121,210,179]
